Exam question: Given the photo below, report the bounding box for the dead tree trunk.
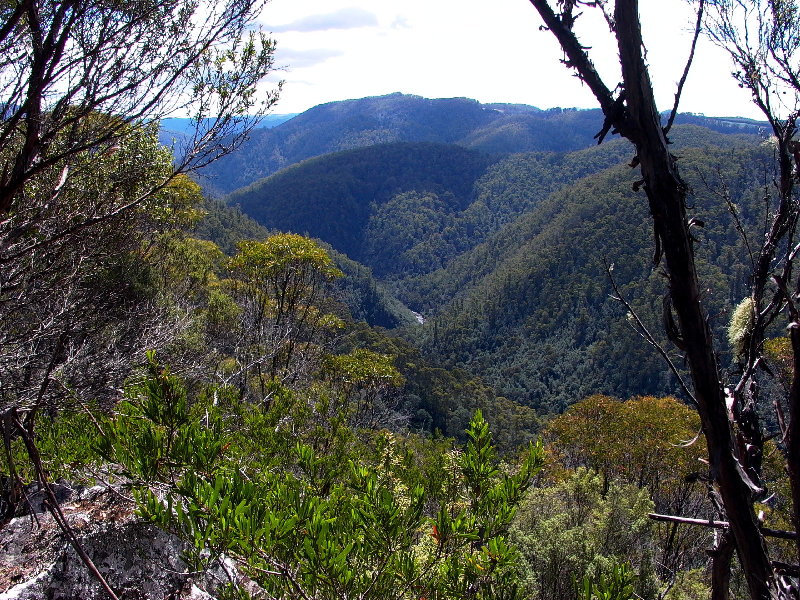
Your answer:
[710,531,736,600]
[526,0,780,597]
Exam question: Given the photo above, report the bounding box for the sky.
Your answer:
[257,0,765,120]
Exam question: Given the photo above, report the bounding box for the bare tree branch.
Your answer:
[664,0,706,135]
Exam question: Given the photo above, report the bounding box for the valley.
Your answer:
[195,94,767,417]
[4,0,799,595]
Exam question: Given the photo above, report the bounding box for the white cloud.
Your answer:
[259,0,765,120]
[390,16,410,30]
[268,8,379,33]
[275,48,344,69]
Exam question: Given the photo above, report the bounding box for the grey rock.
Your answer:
[0,486,234,600]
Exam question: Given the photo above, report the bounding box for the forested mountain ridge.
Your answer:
[223,125,759,296]
[402,125,761,312]
[224,142,497,264]
[198,93,766,195]
[219,123,770,414]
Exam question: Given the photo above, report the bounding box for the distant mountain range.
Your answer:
[196,93,767,196]
[158,113,298,148]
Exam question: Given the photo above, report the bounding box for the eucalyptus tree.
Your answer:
[704,0,800,576]
[0,0,279,424]
[0,0,280,209]
[221,233,344,403]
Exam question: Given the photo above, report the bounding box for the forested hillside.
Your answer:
[198,93,766,195]
[418,142,772,412]
[191,199,418,329]
[225,142,497,262]
[219,119,766,413]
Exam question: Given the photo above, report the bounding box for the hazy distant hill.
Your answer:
[158,113,298,151]
[160,113,297,136]
[198,93,766,195]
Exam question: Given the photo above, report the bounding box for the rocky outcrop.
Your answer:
[0,484,234,600]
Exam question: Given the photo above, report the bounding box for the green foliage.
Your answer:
[0,410,100,486]
[226,142,495,263]
[323,349,404,387]
[364,190,470,277]
[146,231,226,311]
[190,197,272,255]
[229,233,342,284]
[511,469,656,600]
[332,322,542,451]
[0,115,205,427]
[216,233,345,399]
[411,140,772,412]
[95,352,225,483]
[662,570,710,600]
[4,82,777,596]
[201,116,774,421]
[544,395,710,580]
[97,363,543,599]
[576,562,637,600]
[189,201,420,329]
[545,395,706,492]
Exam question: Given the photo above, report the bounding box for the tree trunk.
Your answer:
[710,531,735,600]
[526,0,781,596]
[613,3,777,597]
[786,320,800,564]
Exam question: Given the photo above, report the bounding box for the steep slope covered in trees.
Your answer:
[417,142,774,412]
[191,199,418,329]
[223,138,638,285]
[219,122,768,415]
[225,142,497,264]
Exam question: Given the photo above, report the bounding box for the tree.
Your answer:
[0,0,279,212]
[0,0,280,415]
[321,348,406,429]
[0,2,279,594]
[0,120,191,424]
[511,468,655,600]
[525,0,796,597]
[545,396,710,585]
[0,0,279,425]
[221,234,344,401]
[704,0,800,577]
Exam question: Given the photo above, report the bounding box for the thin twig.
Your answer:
[664,0,705,135]
[604,260,698,406]
[11,409,121,600]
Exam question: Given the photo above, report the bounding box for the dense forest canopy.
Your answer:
[213,125,771,414]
